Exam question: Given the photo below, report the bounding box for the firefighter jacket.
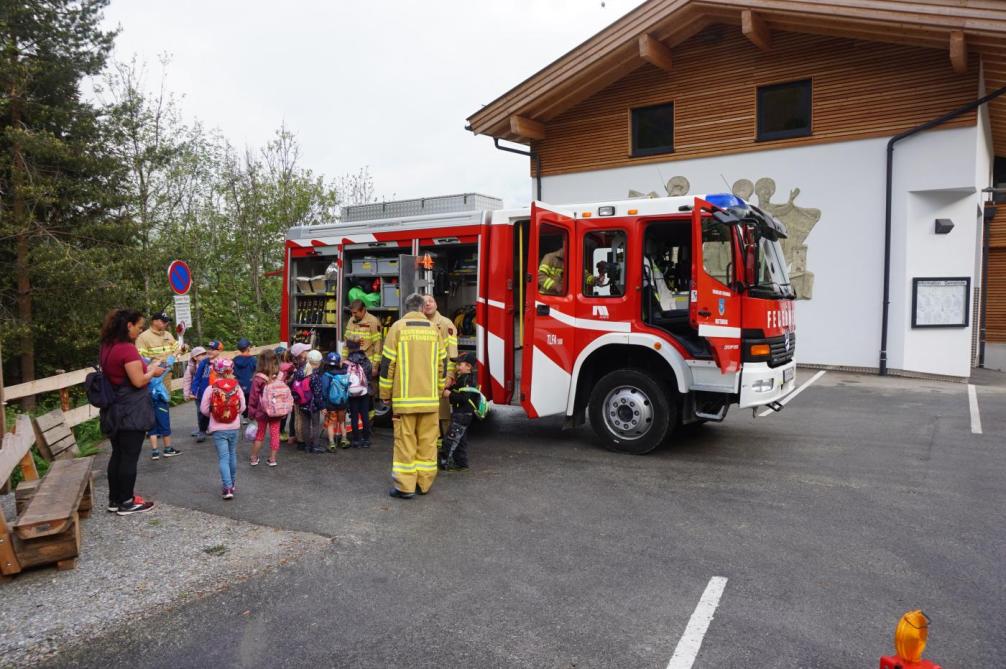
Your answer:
[429,310,459,381]
[537,249,565,295]
[342,311,383,369]
[136,327,179,386]
[379,310,446,414]
[136,328,179,361]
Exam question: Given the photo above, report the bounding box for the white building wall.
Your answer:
[539,126,982,376]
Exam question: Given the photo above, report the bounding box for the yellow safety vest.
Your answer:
[378,311,446,414]
[343,311,383,367]
[538,249,565,295]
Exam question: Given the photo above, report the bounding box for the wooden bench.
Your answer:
[0,415,93,576]
[32,408,80,462]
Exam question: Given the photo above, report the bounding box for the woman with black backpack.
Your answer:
[98,309,166,515]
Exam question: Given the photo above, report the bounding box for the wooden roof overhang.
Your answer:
[467,0,1006,152]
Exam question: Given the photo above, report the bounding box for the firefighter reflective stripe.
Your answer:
[415,458,437,472]
[379,311,446,414]
[537,250,565,295]
[392,460,416,473]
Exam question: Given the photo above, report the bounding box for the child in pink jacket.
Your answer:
[200,357,246,499]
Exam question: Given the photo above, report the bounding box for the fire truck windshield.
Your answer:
[744,215,794,299]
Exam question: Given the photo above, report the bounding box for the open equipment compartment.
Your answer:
[418,238,479,352]
[288,246,341,352]
[341,242,410,344]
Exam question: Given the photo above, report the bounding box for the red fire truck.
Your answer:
[282,192,797,454]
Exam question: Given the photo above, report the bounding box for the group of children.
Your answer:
[172,335,483,500]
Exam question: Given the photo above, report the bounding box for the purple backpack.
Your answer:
[291,376,313,407]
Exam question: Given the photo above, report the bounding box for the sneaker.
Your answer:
[117,495,154,516]
[388,487,414,500]
[339,437,351,449]
[151,449,160,461]
[222,487,234,500]
[190,429,199,437]
[296,442,307,452]
[326,441,338,452]
[267,459,278,467]
[250,458,260,466]
[308,446,326,454]
[107,502,119,512]
[196,433,206,443]
[361,441,371,449]
[162,447,181,457]
[350,440,361,449]
[280,432,289,441]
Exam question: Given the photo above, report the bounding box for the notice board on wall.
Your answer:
[912,277,970,328]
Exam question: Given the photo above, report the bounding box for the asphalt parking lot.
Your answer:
[43,369,1005,668]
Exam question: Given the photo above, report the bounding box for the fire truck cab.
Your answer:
[283,192,797,454]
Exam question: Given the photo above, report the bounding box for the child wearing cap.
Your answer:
[299,349,326,454]
[288,343,312,450]
[440,352,480,471]
[183,346,208,437]
[200,357,246,499]
[232,338,256,424]
[321,352,350,450]
[344,336,374,448]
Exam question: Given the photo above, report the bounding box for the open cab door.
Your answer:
[521,202,576,418]
[690,197,742,375]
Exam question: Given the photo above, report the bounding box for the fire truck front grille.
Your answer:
[767,333,795,367]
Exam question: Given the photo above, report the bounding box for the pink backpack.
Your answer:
[347,362,368,397]
[262,377,293,417]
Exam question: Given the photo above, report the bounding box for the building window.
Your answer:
[631,102,675,156]
[583,230,626,297]
[537,223,568,296]
[757,79,812,141]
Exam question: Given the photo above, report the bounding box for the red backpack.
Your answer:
[210,378,241,423]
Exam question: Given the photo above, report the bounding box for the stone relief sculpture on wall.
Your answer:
[628,175,820,299]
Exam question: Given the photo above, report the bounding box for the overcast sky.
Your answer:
[101,1,647,208]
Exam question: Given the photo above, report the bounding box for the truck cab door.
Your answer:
[690,198,742,374]
[521,202,576,418]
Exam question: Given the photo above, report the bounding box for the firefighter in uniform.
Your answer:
[537,246,565,295]
[422,294,458,439]
[342,299,383,371]
[135,311,181,381]
[380,292,447,499]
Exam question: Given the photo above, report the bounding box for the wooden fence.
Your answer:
[1,344,280,433]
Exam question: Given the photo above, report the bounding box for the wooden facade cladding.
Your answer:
[988,207,1006,343]
[528,28,979,177]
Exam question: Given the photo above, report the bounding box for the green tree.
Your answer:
[0,0,121,398]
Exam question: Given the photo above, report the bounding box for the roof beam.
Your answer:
[638,33,674,73]
[509,115,546,141]
[949,30,967,74]
[741,9,772,51]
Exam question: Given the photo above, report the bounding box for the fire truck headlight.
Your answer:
[894,610,928,663]
[751,378,774,392]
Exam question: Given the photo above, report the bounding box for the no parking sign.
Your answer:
[167,260,192,295]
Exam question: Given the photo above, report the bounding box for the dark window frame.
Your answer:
[631,102,675,157]
[756,79,813,142]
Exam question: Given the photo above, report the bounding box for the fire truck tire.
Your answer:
[588,369,676,454]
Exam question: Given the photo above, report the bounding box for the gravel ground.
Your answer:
[0,477,331,668]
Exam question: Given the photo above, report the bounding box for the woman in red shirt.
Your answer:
[99,309,166,515]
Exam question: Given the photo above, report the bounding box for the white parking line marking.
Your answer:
[968,384,983,435]
[758,369,827,417]
[666,576,728,669]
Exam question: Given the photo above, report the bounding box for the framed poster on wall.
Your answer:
[911,277,970,328]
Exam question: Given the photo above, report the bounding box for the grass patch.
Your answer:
[148,519,161,527]
[202,544,228,557]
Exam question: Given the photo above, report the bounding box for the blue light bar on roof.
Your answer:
[705,193,747,210]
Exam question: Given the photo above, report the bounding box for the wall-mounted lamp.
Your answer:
[934,218,954,234]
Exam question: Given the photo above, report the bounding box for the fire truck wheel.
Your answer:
[588,369,675,454]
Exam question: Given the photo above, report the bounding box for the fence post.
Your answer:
[56,370,70,412]
[0,337,6,436]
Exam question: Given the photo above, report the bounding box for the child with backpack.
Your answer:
[296,349,326,454]
[288,343,312,450]
[344,337,373,448]
[320,352,350,450]
[199,357,246,499]
[146,354,180,460]
[248,349,292,467]
[232,338,257,424]
[440,352,487,471]
[190,340,223,442]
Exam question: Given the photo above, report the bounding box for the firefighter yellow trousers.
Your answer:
[391,412,440,494]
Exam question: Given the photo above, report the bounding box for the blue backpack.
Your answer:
[325,371,349,407]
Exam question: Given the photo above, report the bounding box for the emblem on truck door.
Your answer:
[718,298,725,316]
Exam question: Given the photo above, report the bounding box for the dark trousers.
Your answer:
[107,429,146,506]
[348,396,371,444]
[440,412,472,468]
[197,387,210,433]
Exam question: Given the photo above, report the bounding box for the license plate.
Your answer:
[783,367,795,383]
